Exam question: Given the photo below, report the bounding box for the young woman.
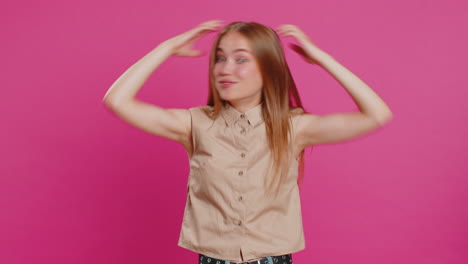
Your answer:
[103,20,392,264]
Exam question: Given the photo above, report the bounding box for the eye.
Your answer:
[215,56,226,62]
[237,58,247,63]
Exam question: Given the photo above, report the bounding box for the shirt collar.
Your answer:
[221,103,263,127]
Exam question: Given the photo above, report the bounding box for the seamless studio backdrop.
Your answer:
[1,0,467,264]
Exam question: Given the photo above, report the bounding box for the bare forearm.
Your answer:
[316,51,393,125]
[103,43,172,107]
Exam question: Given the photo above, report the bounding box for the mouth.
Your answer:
[218,80,237,88]
[219,82,236,88]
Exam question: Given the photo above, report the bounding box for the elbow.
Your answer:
[374,111,393,126]
[102,95,116,109]
[102,94,126,111]
[102,93,128,110]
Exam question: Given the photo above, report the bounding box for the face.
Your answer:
[213,32,263,106]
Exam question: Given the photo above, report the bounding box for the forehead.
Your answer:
[217,32,252,53]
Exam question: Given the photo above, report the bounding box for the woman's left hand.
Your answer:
[276,24,325,65]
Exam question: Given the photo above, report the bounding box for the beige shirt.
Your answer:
[177,103,305,262]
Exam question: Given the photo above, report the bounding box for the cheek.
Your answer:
[238,66,262,88]
[237,65,260,80]
[212,65,220,75]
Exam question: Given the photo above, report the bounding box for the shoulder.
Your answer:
[290,107,305,116]
[289,107,305,125]
[189,105,214,111]
[189,105,214,116]
[288,107,311,141]
[188,105,218,127]
[189,105,210,110]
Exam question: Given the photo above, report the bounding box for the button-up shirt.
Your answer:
[177,103,305,262]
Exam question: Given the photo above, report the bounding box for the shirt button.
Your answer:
[240,128,246,134]
[237,220,242,225]
[238,171,243,176]
[239,196,243,201]
[240,114,245,119]
[241,152,246,158]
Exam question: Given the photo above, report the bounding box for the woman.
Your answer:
[103,20,392,264]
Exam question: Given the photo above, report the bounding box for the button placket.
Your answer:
[237,159,245,226]
[233,114,249,230]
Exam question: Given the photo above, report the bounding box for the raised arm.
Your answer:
[276,24,393,148]
[102,20,223,153]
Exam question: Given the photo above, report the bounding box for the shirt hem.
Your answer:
[177,240,306,262]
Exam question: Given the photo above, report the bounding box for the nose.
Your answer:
[217,59,235,75]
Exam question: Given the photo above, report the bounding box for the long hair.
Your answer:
[205,21,309,195]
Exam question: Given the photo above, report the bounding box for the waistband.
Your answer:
[198,253,293,264]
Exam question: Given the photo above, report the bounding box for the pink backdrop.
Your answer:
[2,0,467,263]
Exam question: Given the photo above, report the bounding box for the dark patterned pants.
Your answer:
[198,253,293,264]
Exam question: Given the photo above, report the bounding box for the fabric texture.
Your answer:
[198,253,293,264]
[177,103,305,262]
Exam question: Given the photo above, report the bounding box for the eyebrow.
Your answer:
[216,47,252,54]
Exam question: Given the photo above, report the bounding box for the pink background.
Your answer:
[2,0,467,263]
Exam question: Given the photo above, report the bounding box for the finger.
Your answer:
[289,43,319,64]
[277,25,303,35]
[276,24,298,32]
[289,43,308,57]
[186,22,223,42]
[198,20,224,30]
[276,27,300,37]
[195,23,223,36]
[199,20,224,26]
[279,27,300,34]
[278,30,299,38]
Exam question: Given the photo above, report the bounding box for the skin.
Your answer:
[102,20,393,263]
[275,23,393,150]
[213,32,263,112]
[103,20,393,158]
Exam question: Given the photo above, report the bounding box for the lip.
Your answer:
[219,79,237,83]
[220,82,236,88]
[218,80,237,88]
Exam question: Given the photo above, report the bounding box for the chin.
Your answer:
[219,93,242,102]
[217,90,235,100]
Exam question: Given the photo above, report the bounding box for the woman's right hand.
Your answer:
[160,20,224,57]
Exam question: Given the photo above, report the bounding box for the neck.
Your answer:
[227,100,262,113]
